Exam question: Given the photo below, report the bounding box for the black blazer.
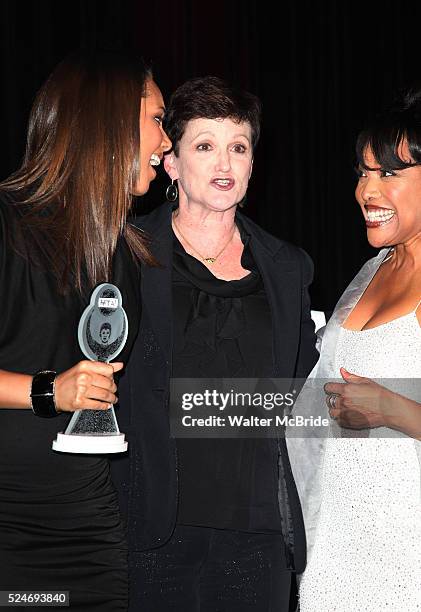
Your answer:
[112,203,318,573]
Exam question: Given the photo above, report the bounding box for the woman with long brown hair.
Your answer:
[0,51,170,610]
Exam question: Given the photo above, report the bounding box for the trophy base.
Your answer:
[52,432,128,454]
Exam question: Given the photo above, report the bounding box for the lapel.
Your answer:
[135,203,174,366]
[135,206,302,378]
[238,213,301,378]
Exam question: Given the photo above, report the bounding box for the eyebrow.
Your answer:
[190,130,251,142]
[358,164,387,171]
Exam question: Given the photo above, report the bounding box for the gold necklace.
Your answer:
[172,216,236,264]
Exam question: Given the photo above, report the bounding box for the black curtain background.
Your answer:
[1,0,421,310]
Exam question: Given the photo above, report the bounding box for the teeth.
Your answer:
[366,209,395,222]
[214,179,231,185]
[150,154,160,167]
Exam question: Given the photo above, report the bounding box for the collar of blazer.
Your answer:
[134,203,302,377]
[134,202,290,261]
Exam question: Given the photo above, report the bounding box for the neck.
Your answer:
[174,199,237,238]
[389,233,421,271]
[171,200,241,263]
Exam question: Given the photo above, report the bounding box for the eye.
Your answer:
[355,167,367,178]
[154,115,164,125]
[380,169,396,177]
[196,143,212,151]
[232,143,247,153]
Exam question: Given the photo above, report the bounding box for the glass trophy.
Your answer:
[53,283,128,454]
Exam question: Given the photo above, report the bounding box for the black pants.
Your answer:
[130,525,292,612]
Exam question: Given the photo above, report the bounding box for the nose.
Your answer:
[161,128,172,153]
[359,175,381,202]
[215,149,231,173]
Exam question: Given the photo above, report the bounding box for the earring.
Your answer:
[166,179,178,202]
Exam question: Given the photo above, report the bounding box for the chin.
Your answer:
[366,231,395,249]
[205,199,238,212]
[132,181,150,197]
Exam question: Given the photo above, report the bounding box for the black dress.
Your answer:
[0,196,140,610]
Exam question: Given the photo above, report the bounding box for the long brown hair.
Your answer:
[0,50,155,292]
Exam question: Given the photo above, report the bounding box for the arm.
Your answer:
[386,392,421,440]
[0,370,32,408]
[0,361,123,412]
[0,202,124,413]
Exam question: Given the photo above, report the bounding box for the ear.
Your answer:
[164,154,179,180]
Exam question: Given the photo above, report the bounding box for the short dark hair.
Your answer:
[164,76,262,155]
[356,87,421,169]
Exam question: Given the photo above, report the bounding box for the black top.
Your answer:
[0,194,141,500]
[172,224,282,532]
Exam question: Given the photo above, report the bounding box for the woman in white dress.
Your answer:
[289,90,421,610]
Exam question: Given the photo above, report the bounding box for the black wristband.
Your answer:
[30,370,58,418]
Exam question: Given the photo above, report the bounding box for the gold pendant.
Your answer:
[204,257,216,264]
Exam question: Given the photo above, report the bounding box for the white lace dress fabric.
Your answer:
[298,311,421,611]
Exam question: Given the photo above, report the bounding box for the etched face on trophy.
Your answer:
[53,284,128,454]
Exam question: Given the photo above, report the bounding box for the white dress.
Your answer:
[298,308,421,611]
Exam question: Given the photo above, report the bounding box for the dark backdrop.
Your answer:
[1,0,421,309]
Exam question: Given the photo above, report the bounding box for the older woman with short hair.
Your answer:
[121,76,318,611]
